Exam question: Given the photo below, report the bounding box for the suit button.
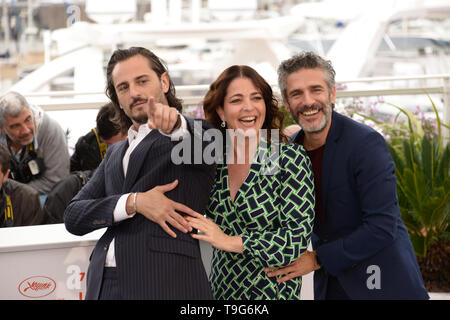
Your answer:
[103,245,108,251]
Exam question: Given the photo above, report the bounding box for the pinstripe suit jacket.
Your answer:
[64,118,215,299]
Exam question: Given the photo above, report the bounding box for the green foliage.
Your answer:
[389,133,449,257]
[343,97,449,257]
[280,104,296,127]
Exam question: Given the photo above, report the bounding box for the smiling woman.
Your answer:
[184,65,316,300]
[217,77,266,133]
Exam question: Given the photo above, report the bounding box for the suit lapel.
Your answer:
[321,111,343,218]
[122,129,160,192]
[109,140,128,192]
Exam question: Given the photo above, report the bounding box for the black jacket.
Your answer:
[43,170,93,224]
[0,179,44,227]
[70,130,102,172]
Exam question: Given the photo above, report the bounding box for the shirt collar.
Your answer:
[127,123,151,144]
[8,135,38,160]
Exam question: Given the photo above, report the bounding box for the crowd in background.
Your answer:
[0,95,128,227]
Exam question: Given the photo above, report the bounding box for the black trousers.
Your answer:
[98,267,122,300]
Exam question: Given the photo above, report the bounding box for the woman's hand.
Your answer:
[185,212,243,254]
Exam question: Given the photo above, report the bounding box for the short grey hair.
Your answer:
[0,91,30,127]
[277,51,336,102]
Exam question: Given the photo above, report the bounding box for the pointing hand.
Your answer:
[147,96,181,134]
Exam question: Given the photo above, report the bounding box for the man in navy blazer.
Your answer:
[64,47,214,299]
[266,52,428,299]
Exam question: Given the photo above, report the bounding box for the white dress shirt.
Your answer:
[105,117,188,267]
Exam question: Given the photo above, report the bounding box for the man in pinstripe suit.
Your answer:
[64,47,215,299]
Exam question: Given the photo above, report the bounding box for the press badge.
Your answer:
[28,159,40,175]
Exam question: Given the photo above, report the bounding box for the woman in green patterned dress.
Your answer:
[185,65,315,299]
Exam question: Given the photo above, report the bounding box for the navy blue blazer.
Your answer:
[293,111,428,300]
[64,118,215,299]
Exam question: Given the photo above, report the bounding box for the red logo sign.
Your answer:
[18,276,56,298]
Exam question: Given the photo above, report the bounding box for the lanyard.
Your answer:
[9,140,36,162]
[92,128,107,160]
[4,194,13,223]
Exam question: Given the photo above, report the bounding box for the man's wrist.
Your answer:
[165,114,188,141]
[126,192,138,215]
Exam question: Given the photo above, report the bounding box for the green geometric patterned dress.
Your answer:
[206,141,315,300]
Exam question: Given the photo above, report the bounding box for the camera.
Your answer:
[9,150,45,183]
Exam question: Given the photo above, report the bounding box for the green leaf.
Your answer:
[420,136,433,189]
[409,234,426,257]
[387,102,425,139]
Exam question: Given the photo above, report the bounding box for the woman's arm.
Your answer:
[188,144,315,268]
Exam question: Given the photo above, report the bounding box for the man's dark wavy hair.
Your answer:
[96,102,127,140]
[105,47,183,128]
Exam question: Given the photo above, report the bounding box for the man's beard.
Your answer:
[292,102,332,134]
[129,97,148,124]
[6,130,33,147]
[132,113,148,124]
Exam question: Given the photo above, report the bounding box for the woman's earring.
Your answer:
[221,120,226,128]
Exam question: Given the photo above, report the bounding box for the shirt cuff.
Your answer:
[159,114,189,141]
[113,193,136,222]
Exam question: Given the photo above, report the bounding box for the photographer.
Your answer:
[0,91,69,196]
[0,144,44,227]
[70,102,127,172]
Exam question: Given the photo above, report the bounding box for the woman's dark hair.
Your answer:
[105,47,183,128]
[203,65,286,143]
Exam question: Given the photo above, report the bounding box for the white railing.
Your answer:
[23,74,450,132]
